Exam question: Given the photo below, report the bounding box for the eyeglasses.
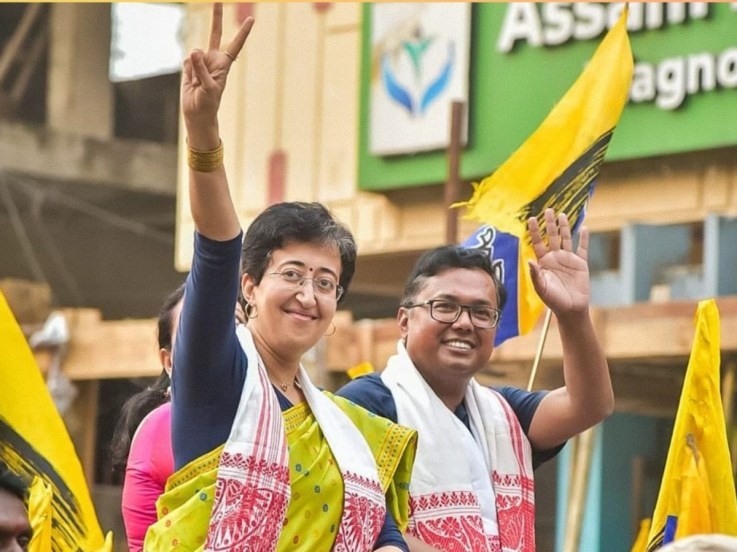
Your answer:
[269,269,344,301]
[404,299,501,329]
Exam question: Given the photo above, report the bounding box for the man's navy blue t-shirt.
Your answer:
[337,372,562,469]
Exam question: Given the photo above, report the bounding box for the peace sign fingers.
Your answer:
[224,14,254,62]
[182,4,255,144]
[208,3,254,63]
[208,3,224,52]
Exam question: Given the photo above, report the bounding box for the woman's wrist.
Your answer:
[184,122,220,151]
[187,139,224,173]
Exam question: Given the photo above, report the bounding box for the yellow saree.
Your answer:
[144,393,415,551]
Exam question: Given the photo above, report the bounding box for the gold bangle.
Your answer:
[187,139,224,172]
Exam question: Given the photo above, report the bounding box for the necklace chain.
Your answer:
[264,365,300,392]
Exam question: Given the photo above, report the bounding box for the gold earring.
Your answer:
[324,322,336,337]
[246,303,259,319]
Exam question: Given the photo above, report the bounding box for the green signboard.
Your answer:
[359,3,737,191]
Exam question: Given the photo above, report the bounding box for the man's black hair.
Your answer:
[0,463,27,502]
[401,245,506,309]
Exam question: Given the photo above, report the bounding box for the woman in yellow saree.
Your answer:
[143,5,415,551]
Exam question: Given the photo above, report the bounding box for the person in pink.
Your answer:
[111,286,246,550]
[120,402,173,551]
[110,285,183,551]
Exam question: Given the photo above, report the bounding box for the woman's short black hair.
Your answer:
[401,245,506,309]
[240,202,356,303]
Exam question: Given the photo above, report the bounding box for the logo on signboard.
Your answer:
[379,31,455,117]
[369,4,471,156]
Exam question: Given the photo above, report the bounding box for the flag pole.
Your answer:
[563,426,597,552]
[445,100,464,244]
[527,307,553,391]
[526,222,581,391]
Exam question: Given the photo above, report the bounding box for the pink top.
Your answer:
[121,402,174,552]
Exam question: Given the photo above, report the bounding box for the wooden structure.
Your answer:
[330,297,737,419]
[6,273,737,482]
[0,4,734,548]
[0,4,49,118]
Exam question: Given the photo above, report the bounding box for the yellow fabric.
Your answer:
[674,438,712,539]
[645,300,737,550]
[327,392,416,531]
[630,519,651,552]
[27,477,52,552]
[0,291,112,551]
[453,9,633,337]
[347,362,375,380]
[279,401,345,548]
[145,393,416,551]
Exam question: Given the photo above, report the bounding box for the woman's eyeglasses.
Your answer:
[269,269,344,301]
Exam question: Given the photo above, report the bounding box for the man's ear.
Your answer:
[397,307,410,340]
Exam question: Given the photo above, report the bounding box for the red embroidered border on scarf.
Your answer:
[206,327,386,551]
[206,366,291,551]
[332,472,385,551]
[408,490,498,552]
[382,341,536,552]
[494,390,536,551]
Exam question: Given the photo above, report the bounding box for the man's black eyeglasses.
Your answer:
[404,299,501,329]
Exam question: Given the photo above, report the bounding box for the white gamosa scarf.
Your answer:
[382,341,535,552]
[205,326,386,551]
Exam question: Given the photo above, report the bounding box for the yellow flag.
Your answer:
[347,361,375,380]
[645,299,737,550]
[631,519,651,552]
[456,9,633,338]
[0,290,112,550]
[674,435,713,539]
[28,477,53,552]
